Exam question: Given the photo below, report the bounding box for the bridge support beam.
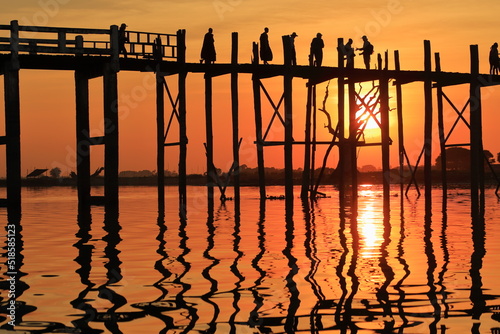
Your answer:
[252,43,266,200]
[75,70,91,208]
[470,44,485,216]
[103,63,119,210]
[423,40,433,215]
[3,62,21,215]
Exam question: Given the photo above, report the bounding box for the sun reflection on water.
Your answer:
[357,186,384,259]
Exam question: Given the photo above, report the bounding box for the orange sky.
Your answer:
[2,0,500,177]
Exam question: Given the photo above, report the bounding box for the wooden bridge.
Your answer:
[1,20,498,217]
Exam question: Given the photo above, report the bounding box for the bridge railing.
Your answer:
[0,21,177,60]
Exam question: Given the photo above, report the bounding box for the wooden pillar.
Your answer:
[380,72,390,202]
[231,32,240,201]
[394,51,405,194]
[205,71,214,203]
[252,42,266,199]
[435,53,447,202]
[423,40,433,214]
[5,20,21,213]
[282,35,294,206]
[470,44,484,216]
[301,82,313,200]
[337,38,346,204]
[348,73,358,202]
[156,73,165,210]
[103,63,119,210]
[177,29,187,212]
[75,70,91,208]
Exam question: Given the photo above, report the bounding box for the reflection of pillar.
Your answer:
[201,211,219,332]
[249,201,266,327]
[72,208,99,332]
[470,213,486,319]
[284,214,299,332]
[424,215,441,331]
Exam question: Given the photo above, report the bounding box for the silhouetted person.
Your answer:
[343,38,355,68]
[356,35,373,69]
[200,28,216,64]
[310,33,324,67]
[153,36,162,61]
[118,23,128,58]
[490,42,499,75]
[290,32,298,65]
[259,27,273,64]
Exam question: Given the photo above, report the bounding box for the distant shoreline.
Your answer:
[1,169,499,188]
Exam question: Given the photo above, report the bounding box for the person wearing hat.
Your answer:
[290,32,298,65]
[310,32,324,67]
[356,35,374,69]
[118,23,129,58]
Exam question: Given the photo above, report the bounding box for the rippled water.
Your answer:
[1,185,500,333]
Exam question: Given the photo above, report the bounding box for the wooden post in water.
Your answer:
[380,52,391,202]
[4,20,21,213]
[205,70,214,203]
[348,63,358,202]
[75,70,91,208]
[337,38,346,204]
[156,72,165,210]
[469,44,484,216]
[103,63,119,210]
[423,40,433,214]
[282,35,294,206]
[394,50,405,195]
[301,82,313,200]
[252,42,266,199]
[177,29,187,212]
[231,32,240,201]
[435,53,447,202]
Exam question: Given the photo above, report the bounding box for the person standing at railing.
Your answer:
[118,23,129,58]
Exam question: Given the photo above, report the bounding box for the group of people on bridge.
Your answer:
[200,27,374,69]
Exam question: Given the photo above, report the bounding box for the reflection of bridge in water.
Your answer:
[2,189,499,333]
[1,20,500,218]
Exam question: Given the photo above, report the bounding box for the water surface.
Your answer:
[1,185,500,333]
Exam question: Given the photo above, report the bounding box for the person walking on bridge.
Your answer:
[201,28,216,64]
